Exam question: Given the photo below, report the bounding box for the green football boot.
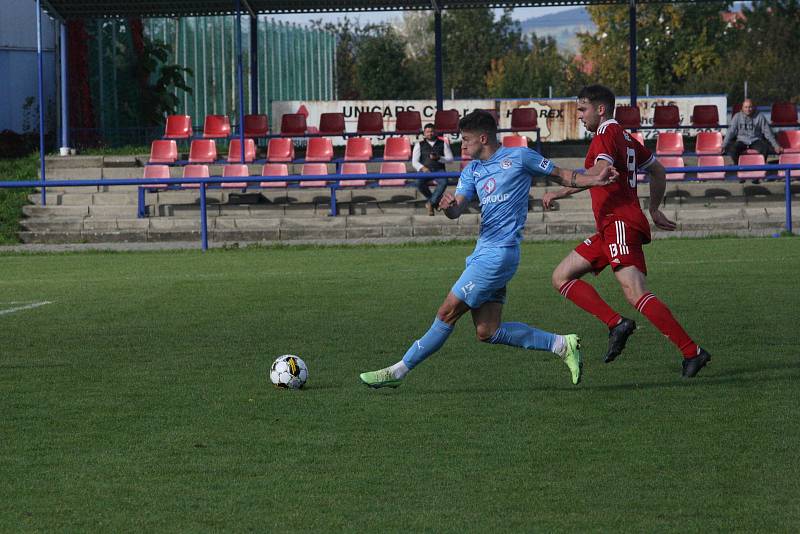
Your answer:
[562,334,583,385]
[359,367,403,389]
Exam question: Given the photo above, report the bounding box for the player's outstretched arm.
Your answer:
[549,164,618,189]
[645,160,677,231]
[438,192,469,219]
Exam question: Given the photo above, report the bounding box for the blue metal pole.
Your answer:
[434,11,443,111]
[786,169,793,234]
[629,0,637,108]
[250,14,258,114]
[137,187,146,218]
[35,0,47,206]
[60,22,69,154]
[200,183,208,250]
[235,0,246,163]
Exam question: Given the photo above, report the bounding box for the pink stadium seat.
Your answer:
[305,137,334,162]
[164,114,192,139]
[221,164,250,188]
[696,155,726,180]
[318,113,345,136]
[339,162,368,187]
[383,137,411,161]
[691,105,719,127]
[149,140,178,163]
[737,154,766,180]
[182,164,210,188]
[629,132,645,145]
[226,138,256,163]
[280,113,307,136]
[260,163,289,188]
[188,139,217,163]
[243,114,269,137]
[300,163,328,187]
[344,137,373,161]
[356,112,384,135]
[777,130,800,154]
[615,106,641,129]
[267,138,295,162]
[502,135,528,148]
[203,115,231,138]
[510,108,538,131]
[434,110,460,134]
[395,111,422,135]
[655,133,684,156]
[142,164,171,188]
[694,131,723,155]
[652,105,680,128]
[378,161,407,186]
[658,156,686,180]
[771,102,798,126]
[778,153,800,178]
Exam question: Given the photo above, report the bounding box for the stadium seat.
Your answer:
[142,164,171,189]
[732,102,742,115]
[188,139,217,163]
[182,164,210,188]
[383,137,411,161]
[305,137,334,162]
[502,135,528,148]
[203,115,231,138]
[777,130,800,154]
[657,156,686,180]
[691,105,720,127]
[394,111,422,135]
[771,102,798,126]
[339,162,368,187]
[652,105,680,128]
[737,153,766,180]
[280,113,307,136]
[243,114,269,137]
[149,140,178,163]
[300,163,328,187]
[696,155,726,180]
[260,163,289,188]
[615,106,641,129]
[318,112,345,136]
[694,131,723,155]
[778,153,800,178]
[356,112,384,135]
[510,108,538,131]
[655,133,684,156]
[344,137,373,161]
[221,164,250,188]
[226,138,256,163]
[267,138,295,162]
[164,114,192,139]
[434,110,460,134]
[378,161,407,186]
[629,132,645,145]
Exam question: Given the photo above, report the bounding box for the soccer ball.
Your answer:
[270,355,308,389]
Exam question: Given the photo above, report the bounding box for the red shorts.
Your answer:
[575,220,648,275]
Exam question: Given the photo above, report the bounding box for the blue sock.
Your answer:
[488,322,558,352]
[401,318,454,369]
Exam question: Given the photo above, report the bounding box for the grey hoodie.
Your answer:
[722,111,780,150]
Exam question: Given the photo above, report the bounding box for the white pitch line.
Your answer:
[0,301,53,316]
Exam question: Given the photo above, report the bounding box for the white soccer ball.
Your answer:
[270,355,308,389]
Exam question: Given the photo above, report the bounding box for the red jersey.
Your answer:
[584,119,656,241]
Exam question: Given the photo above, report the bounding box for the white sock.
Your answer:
[389,361,410,379]
[551,334,567,357]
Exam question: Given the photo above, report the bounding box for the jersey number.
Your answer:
[626,147,636,188]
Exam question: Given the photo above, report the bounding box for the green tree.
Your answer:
[354,25,419,99]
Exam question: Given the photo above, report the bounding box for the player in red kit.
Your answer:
[542,85,711,378]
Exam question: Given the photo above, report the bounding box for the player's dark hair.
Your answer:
[578,85,616,116]
[458,110,497,135]
[423,123,435,130]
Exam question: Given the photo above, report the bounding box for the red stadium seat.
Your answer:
[221,164,250,188]
[142,164,171,188]
[318,113,345,136]
[658,156,686,180]
[267,138,295,162]
[696,155,726,180]
[502,135,528,148]
[383,137,411,161]
[510,108,538,131]
[778,153,800,178]
[300,163,328,187]
[182,164,210,188]
[434,110,460,134]
[280,113,307,136]
[691,105,720,127]
[188,139,217,163]
[652,105,680,128]
[164,114,192,139]
[395,111,422,135]
[305,137,334,162]
[615,106,641,129]
[243,114,269,137]
[737,153,766,180]
[260,163,289,188]
[356,112,384,135]
[339,162,368,187]
[629,132,645,145]
[655,133,684,156]
[149,140,178,163]
[203,115,231,138]
[344,137,373,161]
[771,102,798,126]
[732,102,742,115]
[378,161,407,186]
[227,138,256,163]
[694,131,723,155]
[778,130,800,153]
[482,109,499,122]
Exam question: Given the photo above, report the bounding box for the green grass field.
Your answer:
[1,237,798,532]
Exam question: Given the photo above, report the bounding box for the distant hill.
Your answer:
[518,7,596,54]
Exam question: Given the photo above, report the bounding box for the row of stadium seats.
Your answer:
[646,130,800,156]
[615,102,799,129]
[646,153,800,181]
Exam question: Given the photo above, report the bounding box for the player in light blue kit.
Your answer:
[360,111,617,388]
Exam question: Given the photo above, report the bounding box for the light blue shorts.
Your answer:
[451,245,520,308]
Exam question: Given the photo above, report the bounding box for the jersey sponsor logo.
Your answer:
[480,193,510,206]
[461,280,476,297]
[623,131,631,141]
[539,158,551,171]
[481,177,497,194]
[501,159,513,169]
[583,238,592,246]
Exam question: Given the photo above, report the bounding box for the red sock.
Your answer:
[560,280,621,328]
[635,293,698,358]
